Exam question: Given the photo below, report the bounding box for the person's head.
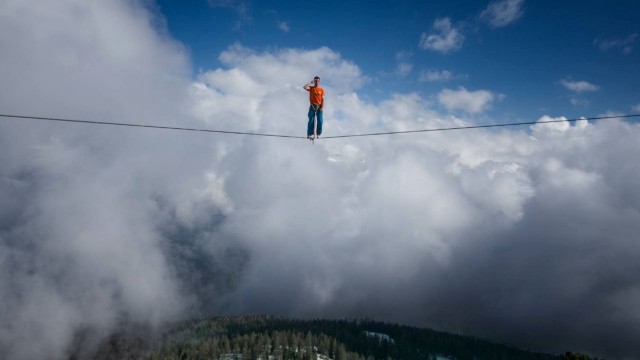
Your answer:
[313,76,320,85]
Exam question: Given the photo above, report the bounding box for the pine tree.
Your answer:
[222,336,231,357]
[336,345,347,360]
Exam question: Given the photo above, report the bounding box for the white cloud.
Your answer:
[570,96,589,107]
[633,103,640,112]
[217,44,364,94]
[0,1,203,358]
[560,79,597,107]
[419,69,453,82]
[560,79,599,93]
[595,33,637,54]
[437,87,500,113]
[394,51,413,77]
[396,62,413,77]
[419,18,465,53]
[480,0,524,28]
[277,21,290,32]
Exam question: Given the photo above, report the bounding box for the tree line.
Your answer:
[139,315,593,360]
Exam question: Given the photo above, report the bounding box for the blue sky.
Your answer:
[156,0,639,122]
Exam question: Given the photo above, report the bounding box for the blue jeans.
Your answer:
[307,105,323,137]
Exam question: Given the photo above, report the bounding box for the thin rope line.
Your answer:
[321,114,640,139]
[0,114,306,139]
[1,113,638,139]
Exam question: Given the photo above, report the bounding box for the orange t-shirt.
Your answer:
[309,86,325,105]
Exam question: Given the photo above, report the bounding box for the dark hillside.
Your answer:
[84,316,602,360]
[89,315,588,360]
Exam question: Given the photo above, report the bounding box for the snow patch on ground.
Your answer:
[363,331,394,344]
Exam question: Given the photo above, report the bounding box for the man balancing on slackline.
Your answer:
[303,76,325,140]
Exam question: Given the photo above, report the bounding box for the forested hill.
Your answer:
[151,316,556,360]
[92,316,598,360]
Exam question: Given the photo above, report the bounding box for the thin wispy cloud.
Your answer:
[480,0,524,28]
[419,69,459,82]
[570,97,589,107]
[632,102,640,112]
[560,79,597,108]
[395,51,413,77]
[395,50,412,61]
[419,17,465,54]
[396,63,413,77]
[594,33,637,54]
[277,21,290,32]
[209,0,252,26]
[560,79,599,93]
[209,0,249,14]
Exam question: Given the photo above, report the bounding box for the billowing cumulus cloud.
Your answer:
[480,0,525,28]
[419,18,465,54]
[2,1,640,360]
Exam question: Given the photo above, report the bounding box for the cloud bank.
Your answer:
[1,2,640,360]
